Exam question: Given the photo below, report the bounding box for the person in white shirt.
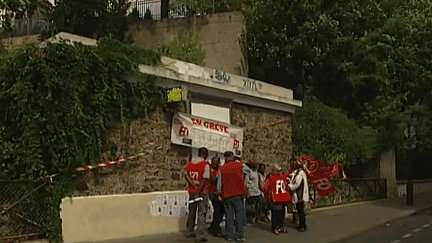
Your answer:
[288,160,309,232]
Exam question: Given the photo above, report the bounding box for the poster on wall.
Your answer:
[171,112,244,156]
[148,194,214,223]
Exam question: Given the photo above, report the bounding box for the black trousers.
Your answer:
[209,193,225,234]
[271,203,285,230]
[296,201,306,229]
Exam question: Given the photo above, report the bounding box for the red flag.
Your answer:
[299,154,339,180]
[310,178,336,197]
[299,154,339,197]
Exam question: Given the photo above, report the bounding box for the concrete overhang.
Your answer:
[40,32,97,47]
[36,32,302,113]
[139,57,302,113]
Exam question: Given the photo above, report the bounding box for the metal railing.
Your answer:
[310,179,387,208]
[131,0,190,20]
[0,180,48,241]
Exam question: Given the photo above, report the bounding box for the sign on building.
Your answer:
[171,112,243,156]
[165,86,182,103]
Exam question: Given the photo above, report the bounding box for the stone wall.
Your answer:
[76,101,294,196]
[231,103,294,171]
[77,103,190,196]
[125,12,248,77]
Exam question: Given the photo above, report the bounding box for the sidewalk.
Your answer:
[27,191,432,243]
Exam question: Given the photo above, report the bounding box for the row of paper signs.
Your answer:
[148,195,213,222]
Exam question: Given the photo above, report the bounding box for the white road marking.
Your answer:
[403,234,412,238]
[422,224,430,228]
[413,228,422,232]
[390,240,401,243]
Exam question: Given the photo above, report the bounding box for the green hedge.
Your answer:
[0,38,163,241]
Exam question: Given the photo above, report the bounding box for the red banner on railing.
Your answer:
[299,154,339,197]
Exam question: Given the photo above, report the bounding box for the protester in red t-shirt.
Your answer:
[184,147,210,242]
[263,164,291,235]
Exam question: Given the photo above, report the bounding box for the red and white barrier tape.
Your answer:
[72,145,163,173]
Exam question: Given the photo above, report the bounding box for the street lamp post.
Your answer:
[403,108,415,206]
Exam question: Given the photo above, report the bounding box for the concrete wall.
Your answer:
[380,149,397,198]
[126,12,248,77]
[1,34,40,51]
[60,191,188,243]
[396,180,432,197]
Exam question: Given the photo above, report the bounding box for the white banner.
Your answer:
[171,112,243,156]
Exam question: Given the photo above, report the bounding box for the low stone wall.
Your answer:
[75,103,189,196]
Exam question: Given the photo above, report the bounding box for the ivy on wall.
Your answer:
[0,38,163,241]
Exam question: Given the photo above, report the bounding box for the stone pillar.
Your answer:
[380,149,397,198]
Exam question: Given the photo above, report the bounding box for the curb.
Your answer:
[328,205,432,243]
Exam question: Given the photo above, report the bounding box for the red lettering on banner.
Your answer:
[174,118,182,125]
[179,125,189,136]
[233,139,239,149]
[189,117,230,134]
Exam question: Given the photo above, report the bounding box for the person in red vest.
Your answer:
[263,164,291,235]
[217,151,247,242]
[208,156,225,237]
[184,147,210,242]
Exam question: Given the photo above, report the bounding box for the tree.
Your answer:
[47,0,131,40]
[293,96,378,166]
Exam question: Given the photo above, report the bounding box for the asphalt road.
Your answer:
[341,208,432,243]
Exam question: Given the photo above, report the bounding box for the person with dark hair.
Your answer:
[257,163,270,223]
[208,156,225,237]
[288,159,309,232]
[287,158,298,225]
[217,151,247,242]
[184,147,210,242]
[263,164,291,235]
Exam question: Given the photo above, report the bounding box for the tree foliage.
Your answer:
[233,0,432,158]
[47,0,131,40]
[293,97,378,167]
[0,38,163,240]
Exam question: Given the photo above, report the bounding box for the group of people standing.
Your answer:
[184,147,309,242]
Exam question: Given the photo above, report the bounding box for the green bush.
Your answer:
[293,96,379,167]
[160,31,206,65]
[0,38,163,241]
